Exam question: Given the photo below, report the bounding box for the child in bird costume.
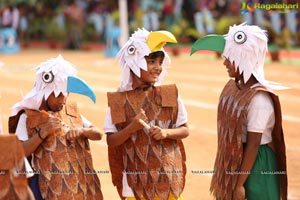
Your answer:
[104,28,189,200]
[191,23,287,200]
[9,55,103,200]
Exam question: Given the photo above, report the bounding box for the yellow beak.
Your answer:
[147,31,177,52]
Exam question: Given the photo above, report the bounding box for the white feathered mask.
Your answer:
[12,55,96,115]
[191,23,287,90]
[117,28,177,91]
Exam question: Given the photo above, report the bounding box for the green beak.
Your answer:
[190,35,225,55]
[67,76,96,103]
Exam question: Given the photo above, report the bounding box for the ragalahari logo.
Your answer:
[241,1,299,14]
[240,2,254,15]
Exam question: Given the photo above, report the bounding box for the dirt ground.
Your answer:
[0,49,299,200]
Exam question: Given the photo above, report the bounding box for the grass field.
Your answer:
[0,48,299,199]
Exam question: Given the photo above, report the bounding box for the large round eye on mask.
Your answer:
[234,31,247,44]
[127,45,136,55]
[42,71,54,83]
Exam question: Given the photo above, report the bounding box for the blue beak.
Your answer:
[67,76,96,103]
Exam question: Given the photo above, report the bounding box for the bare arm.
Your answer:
[22,117,61,157]
[106,122,143,147]
[233,132,262,200]
[66,126,102,141]
[22,133,44,157]
[81,126,102,140]
[106,109,148,147]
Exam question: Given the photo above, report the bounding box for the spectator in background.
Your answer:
[128,0,139,30]
[252,0,267,28]
[174,0,183,23]
[1,3,19,30]
[162,0,174,29]
[64,0,85,50]
[213,0,228,20]
[141,0,160,31]
[87,1,105,42]
[194,0,216,35]
[227,0,241,17]
[284,0,299,45]
[18,3,29,46]
[268,11,282,35]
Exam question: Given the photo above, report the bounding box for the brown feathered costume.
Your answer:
[0,134,32,200]
[108,85,186,200]
[210,80,287,200]
[9,103,103,200]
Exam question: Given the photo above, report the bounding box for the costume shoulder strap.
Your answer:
[8,109,25,134]
[107,84,178,124]
[107,91,127,124]
[268,93,287,200]
[65,101,79,117]
[63,101,83,128]
[158,84,178,107]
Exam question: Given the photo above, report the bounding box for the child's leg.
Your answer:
[29,174,44,200]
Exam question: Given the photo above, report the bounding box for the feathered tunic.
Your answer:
[107,84,186,200]
[210,80,287,200]
[10,102,103,200]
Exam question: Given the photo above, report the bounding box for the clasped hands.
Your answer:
[38,117,85,141]
[132,109,168,140]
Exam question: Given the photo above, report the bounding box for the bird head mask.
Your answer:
[12,55,96,114]
[117,28,177,91]
[191,22,287,90]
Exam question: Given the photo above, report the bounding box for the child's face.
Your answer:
[223,58,239,78]
[140,55,164,84]
[46,92,67,112]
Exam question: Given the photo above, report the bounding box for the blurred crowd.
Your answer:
[0,0,299,50]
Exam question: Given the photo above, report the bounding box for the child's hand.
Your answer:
[233,186,245,200]
[148,126,168,140]
[131,109,149,131]
[40,117,61,138]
